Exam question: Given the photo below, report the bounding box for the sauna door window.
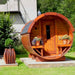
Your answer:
[46,25,50,39]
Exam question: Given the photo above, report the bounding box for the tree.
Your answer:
[37,0,62,13]
[37,0,75,28]
[57,0,75,27]
[0,13,13,54]
[0,0,7,4]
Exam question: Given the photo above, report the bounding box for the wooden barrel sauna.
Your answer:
[21,12,74,61]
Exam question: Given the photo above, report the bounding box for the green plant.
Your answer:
[0,13,13,54]
[0,0,7,4]
[34,37,41,41]
[62,34,70,40]
[59,34,71,40]
[14,44,28,54]
[5,38,14,48]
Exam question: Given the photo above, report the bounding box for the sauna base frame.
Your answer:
[29,54,65,62]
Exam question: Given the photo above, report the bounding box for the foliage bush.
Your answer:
[68,33,75,52]
[0,13,13,54]
[37,0,75,28]
[14,44,28,54]
[0,0,7,4]
[13,38,28,54]
[5,38,14,48]
[0,13,27,54]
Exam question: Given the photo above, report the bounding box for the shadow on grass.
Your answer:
[16,53,28,58]
[18,61,23,65]
[66,56,75,60]
[16,53,28,66]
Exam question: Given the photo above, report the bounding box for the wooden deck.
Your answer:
[32,46,44,56]
[58,44,71,47]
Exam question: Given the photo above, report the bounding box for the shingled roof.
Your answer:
[21,21,33,34]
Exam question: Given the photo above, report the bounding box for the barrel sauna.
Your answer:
[21,12,74,61]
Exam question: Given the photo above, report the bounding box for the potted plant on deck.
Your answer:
[32,37,41,46]
[4,38,16,64]
[59,34,71,44]
[35,37,41,46]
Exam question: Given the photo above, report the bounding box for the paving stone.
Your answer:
[20,58,75,68]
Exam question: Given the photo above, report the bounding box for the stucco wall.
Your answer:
[20,0,37,23]
[0,0,18,12]
[0,0,37,33]
[0,0,37,21]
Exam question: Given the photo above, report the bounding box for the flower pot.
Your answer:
[4,48,16,64]
[67,40,70,44]
[63,39,70,44]
[63,40,67,44]
[36,41,40,46]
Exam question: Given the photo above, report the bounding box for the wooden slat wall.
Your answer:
[30,17,71,55]
[55,18,70,54]
[55,19,69,45]
[30,20,41,42]
[44,20,55,52]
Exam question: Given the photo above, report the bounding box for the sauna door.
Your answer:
[41,20,56,54]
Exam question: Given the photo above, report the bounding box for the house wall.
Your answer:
[10,13,24,24]
[0,0,18,12]
[0,0,37,33]
[0,0,37,22]
[20,0,37,23]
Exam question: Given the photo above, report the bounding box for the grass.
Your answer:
[69,33,75,52]
[0,52,75,75]
[0,33,75,75]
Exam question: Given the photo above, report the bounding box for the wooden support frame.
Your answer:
[32,46,44,56]
[58,44,71,54]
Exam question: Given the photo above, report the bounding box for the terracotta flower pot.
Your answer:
[36,41,40,46]
[63,39,70,44]
[63,40,66,44]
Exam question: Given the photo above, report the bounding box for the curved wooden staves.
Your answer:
[21,12,74,61]
[4,48,16,64]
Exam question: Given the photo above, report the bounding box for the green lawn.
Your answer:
[0,33,75,75]
[0,52,75,75]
